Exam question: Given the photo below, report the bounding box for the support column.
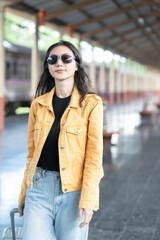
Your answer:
[128,75,132,102]
[135,73,139,100]
[146,75,150,99]
[133,75,136,100]
[137,74,140,100]
[143,74,148,98]
[116,68,121,105]
[139,76,143,99]
[89,61,96,91]
[108,63,115,108]
[123,66,127,103]
[141,75,146,98]
[154,70,160,95]
[0,5,5,131]
[31,15,40,99]
[130,75,133,101]
[99,63,105,95]
[132,75,135,100]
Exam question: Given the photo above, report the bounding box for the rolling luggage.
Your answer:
[2,208,23,240]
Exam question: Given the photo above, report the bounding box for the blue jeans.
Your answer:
[23,167,89,240]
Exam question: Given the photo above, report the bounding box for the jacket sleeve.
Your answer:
[18,100,36,203]
[79,96,104,211]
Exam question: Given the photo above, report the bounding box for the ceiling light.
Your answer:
[137,17,144,24]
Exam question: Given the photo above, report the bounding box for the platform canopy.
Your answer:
[3,0,160,68]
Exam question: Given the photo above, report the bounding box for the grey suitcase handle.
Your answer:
[10,208,19,240]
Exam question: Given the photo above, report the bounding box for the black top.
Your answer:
[37,93,71,171]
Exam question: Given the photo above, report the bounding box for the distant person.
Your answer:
[18,40,104,240]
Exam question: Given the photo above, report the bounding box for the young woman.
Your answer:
[18,40,104,240]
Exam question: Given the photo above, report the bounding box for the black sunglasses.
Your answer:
[47,54,75,65]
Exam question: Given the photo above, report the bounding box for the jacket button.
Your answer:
[64,188,67,192]
[62,123,64,126]
[61,146,65,149]
[62,167,65,171]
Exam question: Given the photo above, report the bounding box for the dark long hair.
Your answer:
[35,40,96,105]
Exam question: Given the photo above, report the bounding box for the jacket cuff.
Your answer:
[79,200,99,211]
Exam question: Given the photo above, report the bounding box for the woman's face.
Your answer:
[48,45,78,82]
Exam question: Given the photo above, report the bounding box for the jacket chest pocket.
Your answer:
[66,126,87,152]
[66,126,86,135]
[33,123,42,146]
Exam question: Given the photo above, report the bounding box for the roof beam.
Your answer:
[129,0,160,54]
[124,45,155,55]
[100,19,160,46]
[106,44,159,67]
[111,35,145,50]
[46,0,103,20]
[148,0,160,8]
[152,11,160,18]
[107,0,159,55]
[98,33,158,64]
[106,28,160,51]
[83,11,153,38]
[107,46,151,66]
[129,52,159,65]
[130,0,160,44]
[73,0,149,29]
[119,44,152,58]
[124,49,159,66]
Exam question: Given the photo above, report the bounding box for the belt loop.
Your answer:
[41,169,45,178]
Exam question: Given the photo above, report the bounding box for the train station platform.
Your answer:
[0,100,160,240]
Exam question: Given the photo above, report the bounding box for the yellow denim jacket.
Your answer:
[18,85,104,211]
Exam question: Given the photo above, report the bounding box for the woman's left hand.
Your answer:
[78,208,93,228]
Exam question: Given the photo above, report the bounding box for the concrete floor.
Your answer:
[0,100,160,240]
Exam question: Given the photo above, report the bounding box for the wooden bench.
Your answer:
[139,110,155,118]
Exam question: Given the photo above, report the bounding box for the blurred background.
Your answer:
[0,0,160,239]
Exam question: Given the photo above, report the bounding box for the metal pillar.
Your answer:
[89,45,96,91]
[89,61,96,91]
[99,63,105,95]
[116,68,121,105]
[109,63,115,108]
[0,5,5,131]
[31,15,40,98]
[123,66,128,103]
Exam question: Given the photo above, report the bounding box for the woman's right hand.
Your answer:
[18,203,25,217]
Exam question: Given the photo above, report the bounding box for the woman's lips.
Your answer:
[56,70,65,73]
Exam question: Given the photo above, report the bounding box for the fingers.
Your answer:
[18,203,24,217]
[79,208,93,228]
[78,208,83,221]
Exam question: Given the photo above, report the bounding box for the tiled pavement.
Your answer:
[89,105,160,239]
[0,101,160,240]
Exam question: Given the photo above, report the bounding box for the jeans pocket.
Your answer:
[32,170,43,184]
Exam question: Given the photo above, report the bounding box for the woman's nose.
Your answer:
[56,56,63,66]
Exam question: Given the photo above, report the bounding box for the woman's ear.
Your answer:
[75,64,78,71]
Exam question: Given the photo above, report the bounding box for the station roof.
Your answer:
[4,0,160,68]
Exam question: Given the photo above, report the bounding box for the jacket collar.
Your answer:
[36,85,81,111]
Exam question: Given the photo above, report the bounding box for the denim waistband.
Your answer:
[35,167,60,176]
